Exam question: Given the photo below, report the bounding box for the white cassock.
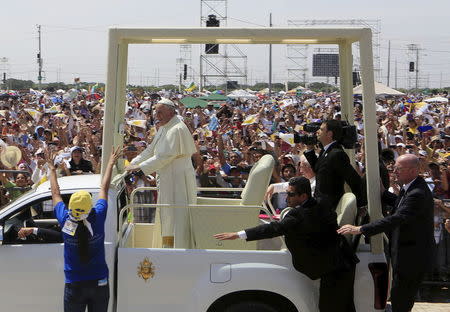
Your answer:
[130,115,197,248]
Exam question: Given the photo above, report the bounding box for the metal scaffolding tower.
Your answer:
[286,20,309,86]
[199,0,248,90]
[286,19,381,84]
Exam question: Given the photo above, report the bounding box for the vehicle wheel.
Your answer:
[224,300,279,312]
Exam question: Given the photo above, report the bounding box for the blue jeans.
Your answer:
[64,280,109,312]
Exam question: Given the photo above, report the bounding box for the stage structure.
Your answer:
[286,19,381,85]
[199,0,248,90]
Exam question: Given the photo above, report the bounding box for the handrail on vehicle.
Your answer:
[118,187,274,247]
[129,186,275,216]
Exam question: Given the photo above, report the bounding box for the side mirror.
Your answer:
[0,225,3,245]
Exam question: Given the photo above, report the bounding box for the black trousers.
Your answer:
[390,270,424,312]
[319,264,356,312]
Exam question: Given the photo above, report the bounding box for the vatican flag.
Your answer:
[241,114,259,125]
[278,133,295,146]
[127,120,147,129]
[24,109,42,122]
[185,82,197,92]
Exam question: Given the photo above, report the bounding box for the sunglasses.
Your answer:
[287,192,297,197]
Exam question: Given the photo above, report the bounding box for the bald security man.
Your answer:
[338,154,434,312]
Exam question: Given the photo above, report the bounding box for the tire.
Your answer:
[223,300,279,312]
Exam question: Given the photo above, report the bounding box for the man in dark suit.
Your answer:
[338,154,434,312]
[304,120,362,209]
[214,177,357,312]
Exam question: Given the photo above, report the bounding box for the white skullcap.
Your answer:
[157,98,176,107]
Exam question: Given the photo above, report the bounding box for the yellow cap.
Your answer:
[68,191,92,220]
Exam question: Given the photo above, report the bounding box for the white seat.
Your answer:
[190,155,275,250]
[336,192,357,242]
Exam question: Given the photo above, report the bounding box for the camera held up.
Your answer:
[294,121,358,149]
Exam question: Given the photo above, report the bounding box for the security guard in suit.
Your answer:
[304,120,363,209]
[215,177,358,312]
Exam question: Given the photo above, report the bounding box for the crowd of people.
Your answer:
[1,86,450,279]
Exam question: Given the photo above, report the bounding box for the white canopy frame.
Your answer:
[101,27,382,253]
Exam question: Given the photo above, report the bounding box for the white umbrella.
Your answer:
[353,82,404,96]
[424,97,448,103]
[304,98,317,106]
[56,89,65,94]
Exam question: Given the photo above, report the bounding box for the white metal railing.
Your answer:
[118,186,274,247]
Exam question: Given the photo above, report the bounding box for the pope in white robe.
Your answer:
[126,98,197,248]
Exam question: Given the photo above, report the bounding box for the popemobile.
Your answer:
[0,26,388,311]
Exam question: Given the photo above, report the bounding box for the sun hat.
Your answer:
[0,145,22,168]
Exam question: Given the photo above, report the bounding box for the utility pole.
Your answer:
[387,40,391,86]
[268,13,272,96]
[394,59,398,89]
[440,72,443,89]
[37,25,43,89]
[415,47,419,90]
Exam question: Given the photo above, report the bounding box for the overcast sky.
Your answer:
[1,0,449,88]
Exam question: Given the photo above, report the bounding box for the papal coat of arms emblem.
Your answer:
[137,257,155,282]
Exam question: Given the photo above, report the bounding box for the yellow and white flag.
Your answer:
[185,82,197,92]
[294,124,303,132]
[24,109,42,122]
[45,105,60,114]
[55,113,67,119]
[204,129,213,137]
[127,120,147,129]
[278,133,295,146]
[241,114,259,125]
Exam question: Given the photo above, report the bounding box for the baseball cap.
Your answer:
[68,191,92,221]
[70,146,83,154]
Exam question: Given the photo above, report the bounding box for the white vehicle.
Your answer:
[0,27,388,311]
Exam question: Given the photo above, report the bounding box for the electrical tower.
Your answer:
[406,44,422,89]
[199,0,248,90]
[286,19,381,85]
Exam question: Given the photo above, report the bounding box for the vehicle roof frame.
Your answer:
[101,27,382,253]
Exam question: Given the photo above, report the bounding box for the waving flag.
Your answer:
[90,83,99,94]
[185,82,197,92]
[45,105,60,114]
[280,99,294,109]
[241,114,259,125]
[55,113,67,119]
[127,120,147,129]
[278,133,295,146]
[24,109,42,122]
[208,115,219,131]
[29,88,43,97]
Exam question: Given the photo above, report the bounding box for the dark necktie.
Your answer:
[318,149,325,159]
[396,188,406,207]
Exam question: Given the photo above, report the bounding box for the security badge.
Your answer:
[62,219,78,236]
